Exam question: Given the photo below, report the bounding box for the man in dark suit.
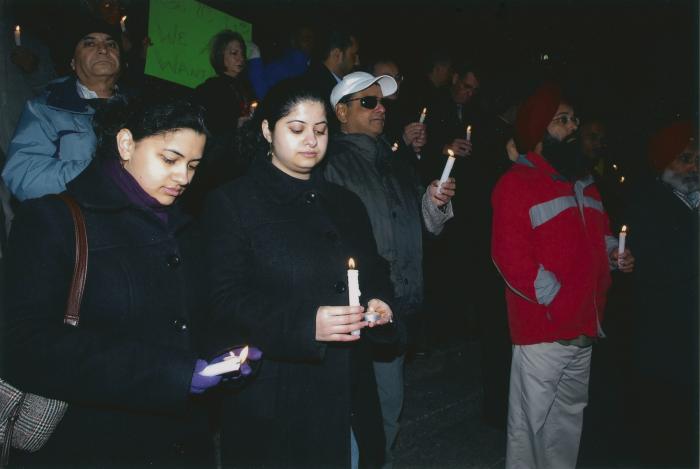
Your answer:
[303,28,359,105]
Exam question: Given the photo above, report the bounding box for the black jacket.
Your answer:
[202,158,396,468]
[2,159,213,467]
[627,177,699,384]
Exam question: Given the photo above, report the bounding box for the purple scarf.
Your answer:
[103,158,169,225]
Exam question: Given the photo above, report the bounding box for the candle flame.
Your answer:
[467,125,472,132]
[250,101,258,109]
[619,176,625,183]
[612,164,618,170]
[239,346,249,363]
[447,149,454,157]
[15,25,20,32]
[121,15,127,22]
[348,258,356,269]
[391,142,399,152]
[421,107,427,115]
[621,225,627,233]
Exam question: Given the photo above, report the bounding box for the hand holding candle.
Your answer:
[200,346,250,376]
[617,225,627,269]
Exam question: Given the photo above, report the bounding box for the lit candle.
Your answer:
[348,258,361,336]
[619,176,625,184]
[199,346,249,376]
[618,225,627,268]
[391,141,399,152]
[249,100,258,118]
[440,149,456,184]
[466,125,472,142]
[612,164,618,171]
[120,16,127,33]
[416,108,427,160]
[14,25,21,46]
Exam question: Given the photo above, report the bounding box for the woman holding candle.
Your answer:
[2,96,245,467]
[202,78,397,468]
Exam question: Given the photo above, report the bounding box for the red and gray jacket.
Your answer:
[491,152,617,345]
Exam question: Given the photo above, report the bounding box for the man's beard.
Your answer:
[541,132,589,181]
[661,168,700,194]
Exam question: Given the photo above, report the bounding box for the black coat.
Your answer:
[2,159,213,467]
[202,158,396,468]
[627,176,699,384]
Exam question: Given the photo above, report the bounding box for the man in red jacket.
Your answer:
[491,84,634,469]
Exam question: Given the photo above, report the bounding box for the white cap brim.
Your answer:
[330,72,398,108]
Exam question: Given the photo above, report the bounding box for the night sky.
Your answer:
[11,0,699,176]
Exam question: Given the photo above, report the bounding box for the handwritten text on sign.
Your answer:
[145,0,252,89]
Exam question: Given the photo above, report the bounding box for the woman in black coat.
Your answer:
[2,97,235,467]
[202,80,399,468]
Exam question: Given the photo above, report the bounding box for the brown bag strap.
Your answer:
[57,194,88,327]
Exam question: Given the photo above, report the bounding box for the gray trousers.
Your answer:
[506,342,592,469]
[373,353,405,468]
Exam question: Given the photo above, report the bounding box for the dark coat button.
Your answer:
[173,318,188,331]
[166,254,181,268]
[304,191,317,204]
[334,281,347,293]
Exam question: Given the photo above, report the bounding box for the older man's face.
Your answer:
[337,84,385,138]
[71,32,121,84]
[663,141,699,193]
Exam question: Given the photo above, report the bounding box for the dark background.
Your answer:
[10,0,699,177]
[214,0,698,178]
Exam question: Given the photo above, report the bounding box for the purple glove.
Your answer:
[190,359,222,394]
[238,346,263,377]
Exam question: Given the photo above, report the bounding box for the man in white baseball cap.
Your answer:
[324,71,457,467]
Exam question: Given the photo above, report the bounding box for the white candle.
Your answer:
[617,225,627,268]
[348,258,361,336]
[466,125,472,142]
[249,101,258,117]
[440,149,456,183]
[14,25,21,46]
[415,108,427,160]
[120,16,127,33]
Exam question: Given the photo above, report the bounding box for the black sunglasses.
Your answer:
[341,96,383,110]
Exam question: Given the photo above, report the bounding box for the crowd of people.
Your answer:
[0,0,697,468]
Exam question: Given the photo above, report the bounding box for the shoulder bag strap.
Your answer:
[57,193,88,327]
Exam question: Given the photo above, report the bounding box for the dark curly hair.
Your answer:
[92,95,210,162]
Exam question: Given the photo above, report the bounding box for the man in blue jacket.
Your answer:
[3,20,122,201]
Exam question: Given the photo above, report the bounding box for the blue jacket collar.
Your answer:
[45,76,92,114]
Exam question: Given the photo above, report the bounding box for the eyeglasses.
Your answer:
[551,115,580,126]
[341,96,384,110]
